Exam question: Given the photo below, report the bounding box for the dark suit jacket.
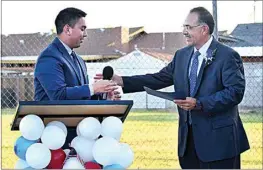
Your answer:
[122,38,250,162]
[34,37,91,101]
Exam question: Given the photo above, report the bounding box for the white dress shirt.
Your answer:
[189,36,213,76]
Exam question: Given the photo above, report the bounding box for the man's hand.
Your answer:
[92,80,118,94]
[107,90,121,100]
[94,74,124,87]
[174,97,197,111]
[94,73,103,81]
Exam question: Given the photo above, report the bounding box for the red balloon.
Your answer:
[47,149,66,169]
[84,162,101,169]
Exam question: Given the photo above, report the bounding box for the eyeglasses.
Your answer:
[182,24,203,30]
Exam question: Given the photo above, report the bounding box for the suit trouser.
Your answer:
[179,124,240,169]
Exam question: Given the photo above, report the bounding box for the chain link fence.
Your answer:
[1,24,262,169]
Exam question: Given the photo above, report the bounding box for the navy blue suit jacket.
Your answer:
[34,37,92,100]
[122,38,250,162]
[34,37,103,148]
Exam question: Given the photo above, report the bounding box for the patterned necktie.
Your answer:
[188,50,200,125]
[189,50,201,97]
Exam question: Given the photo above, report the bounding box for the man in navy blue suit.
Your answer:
[34,7,118,148]
[96,7,250,169]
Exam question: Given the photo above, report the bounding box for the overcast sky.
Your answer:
[1,1,262,35]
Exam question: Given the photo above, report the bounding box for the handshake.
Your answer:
[92,66,123,101]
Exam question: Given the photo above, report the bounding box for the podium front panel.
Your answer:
[11,100,133,130]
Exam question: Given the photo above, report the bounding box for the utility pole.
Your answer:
[253,0,256,23]
[212,0,218,40]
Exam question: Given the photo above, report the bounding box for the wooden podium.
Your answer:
[11,100,133,130]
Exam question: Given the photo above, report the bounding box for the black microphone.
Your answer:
[103,66,114,80]
[102,66,114,99]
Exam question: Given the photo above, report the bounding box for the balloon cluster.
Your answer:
[14,115,134,169]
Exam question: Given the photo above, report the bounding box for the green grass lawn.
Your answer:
[1,109,262,169]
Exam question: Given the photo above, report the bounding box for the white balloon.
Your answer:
[63,149,70,157]
[78,117,101,140]
[114,143,134,168]
[19,114,45,140]
[63,157,85,169]
[92,137,120,166]
[76,124,81,136]
[71,136,79,149]
[41,125,66,150]
[70,136,95,162]
[25,143,51,169]
[14,159,29,169]
[47,121,67,136]
[101,116,123,141]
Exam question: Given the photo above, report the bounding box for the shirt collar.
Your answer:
[58,38,73,55]
[194,36,213,56]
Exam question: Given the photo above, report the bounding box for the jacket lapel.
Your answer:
[53,37,82,84]
[184,46,194,96]
[192,37,219,97]
[192,60,206,97]
[75,54,87,84]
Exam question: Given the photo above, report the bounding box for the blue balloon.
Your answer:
[14,136,38,160]
[104,164,125,169]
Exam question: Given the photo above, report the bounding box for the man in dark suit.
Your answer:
[96,7,250,169]
[34,7,118,148]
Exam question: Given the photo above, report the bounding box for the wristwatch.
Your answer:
[194,100,203,110]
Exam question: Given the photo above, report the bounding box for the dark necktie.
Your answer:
[188,50,200,124]
[71,51,84,84]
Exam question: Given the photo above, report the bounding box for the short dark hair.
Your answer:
[190,7,215,35]
[55,7,87,35]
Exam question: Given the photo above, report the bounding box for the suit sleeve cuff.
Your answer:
[193,99,203,111]
[88,84,94,96]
